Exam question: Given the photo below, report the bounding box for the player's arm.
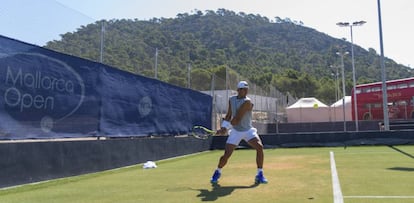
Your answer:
[223,100,232,121]
[230,100,252,126]
[216,100,232,135]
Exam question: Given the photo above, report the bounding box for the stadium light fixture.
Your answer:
[337,20,366,132]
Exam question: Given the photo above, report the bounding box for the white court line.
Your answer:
[330,151,343,203]
[345,196,414,199]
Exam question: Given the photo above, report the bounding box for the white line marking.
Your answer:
[344,196,414,199]
[330,151,343,203]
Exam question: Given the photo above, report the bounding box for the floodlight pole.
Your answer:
[337,20,366,132]
[330,64,340,122]
[100,21,105,63]
[154,48,158,79]
[187,63,191,88]
[377,0,389,130]
[337,51,349,132]
[330,65,340,102]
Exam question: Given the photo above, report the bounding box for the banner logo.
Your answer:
[1,53,85,132]
[138,96,152,117]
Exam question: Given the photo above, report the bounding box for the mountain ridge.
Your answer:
[44,9,413,103]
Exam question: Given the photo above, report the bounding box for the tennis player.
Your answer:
[211,81,268,184]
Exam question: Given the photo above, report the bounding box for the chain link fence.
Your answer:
[193,67,294,130]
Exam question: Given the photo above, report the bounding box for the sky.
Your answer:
[1,0,413,67]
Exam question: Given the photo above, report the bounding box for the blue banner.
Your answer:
[0,35,212,139]
[98,65,212,136]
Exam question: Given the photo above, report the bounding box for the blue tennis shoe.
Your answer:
[255,171,268,184]
[210,170,221,183]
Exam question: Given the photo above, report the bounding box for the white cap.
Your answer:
[237,81,249,89]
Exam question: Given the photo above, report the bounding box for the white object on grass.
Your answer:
[143,161,157,169]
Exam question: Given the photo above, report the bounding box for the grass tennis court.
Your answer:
[0,146,413,203]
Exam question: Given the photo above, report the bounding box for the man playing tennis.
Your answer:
[211,81,268,184]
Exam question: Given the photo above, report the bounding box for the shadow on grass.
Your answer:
[387,146,414,172]
[388,145,414,159]
[388,167,414,172]
[196,182,259,201]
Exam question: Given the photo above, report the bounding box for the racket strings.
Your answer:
[192,126,213,139]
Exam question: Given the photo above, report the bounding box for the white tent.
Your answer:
[286,97,330,123]
[330,96,352,121]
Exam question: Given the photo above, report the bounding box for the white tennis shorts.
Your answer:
[226,128,259,145]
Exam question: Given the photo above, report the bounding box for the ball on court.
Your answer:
[313,103,318,109]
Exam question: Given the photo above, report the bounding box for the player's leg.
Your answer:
[219,129,243,167]
[247,137,264,168]
[211,143,237,183]
[246,128,268,184]
[211,130,242,183]
[218,143,237,167]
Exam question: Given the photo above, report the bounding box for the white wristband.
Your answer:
[221,120,232,129]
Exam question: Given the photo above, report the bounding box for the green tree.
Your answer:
[44,9,414,103]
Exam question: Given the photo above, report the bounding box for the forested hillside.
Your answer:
[45,9,413,103]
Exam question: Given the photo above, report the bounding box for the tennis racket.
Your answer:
[191,126,216,139]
